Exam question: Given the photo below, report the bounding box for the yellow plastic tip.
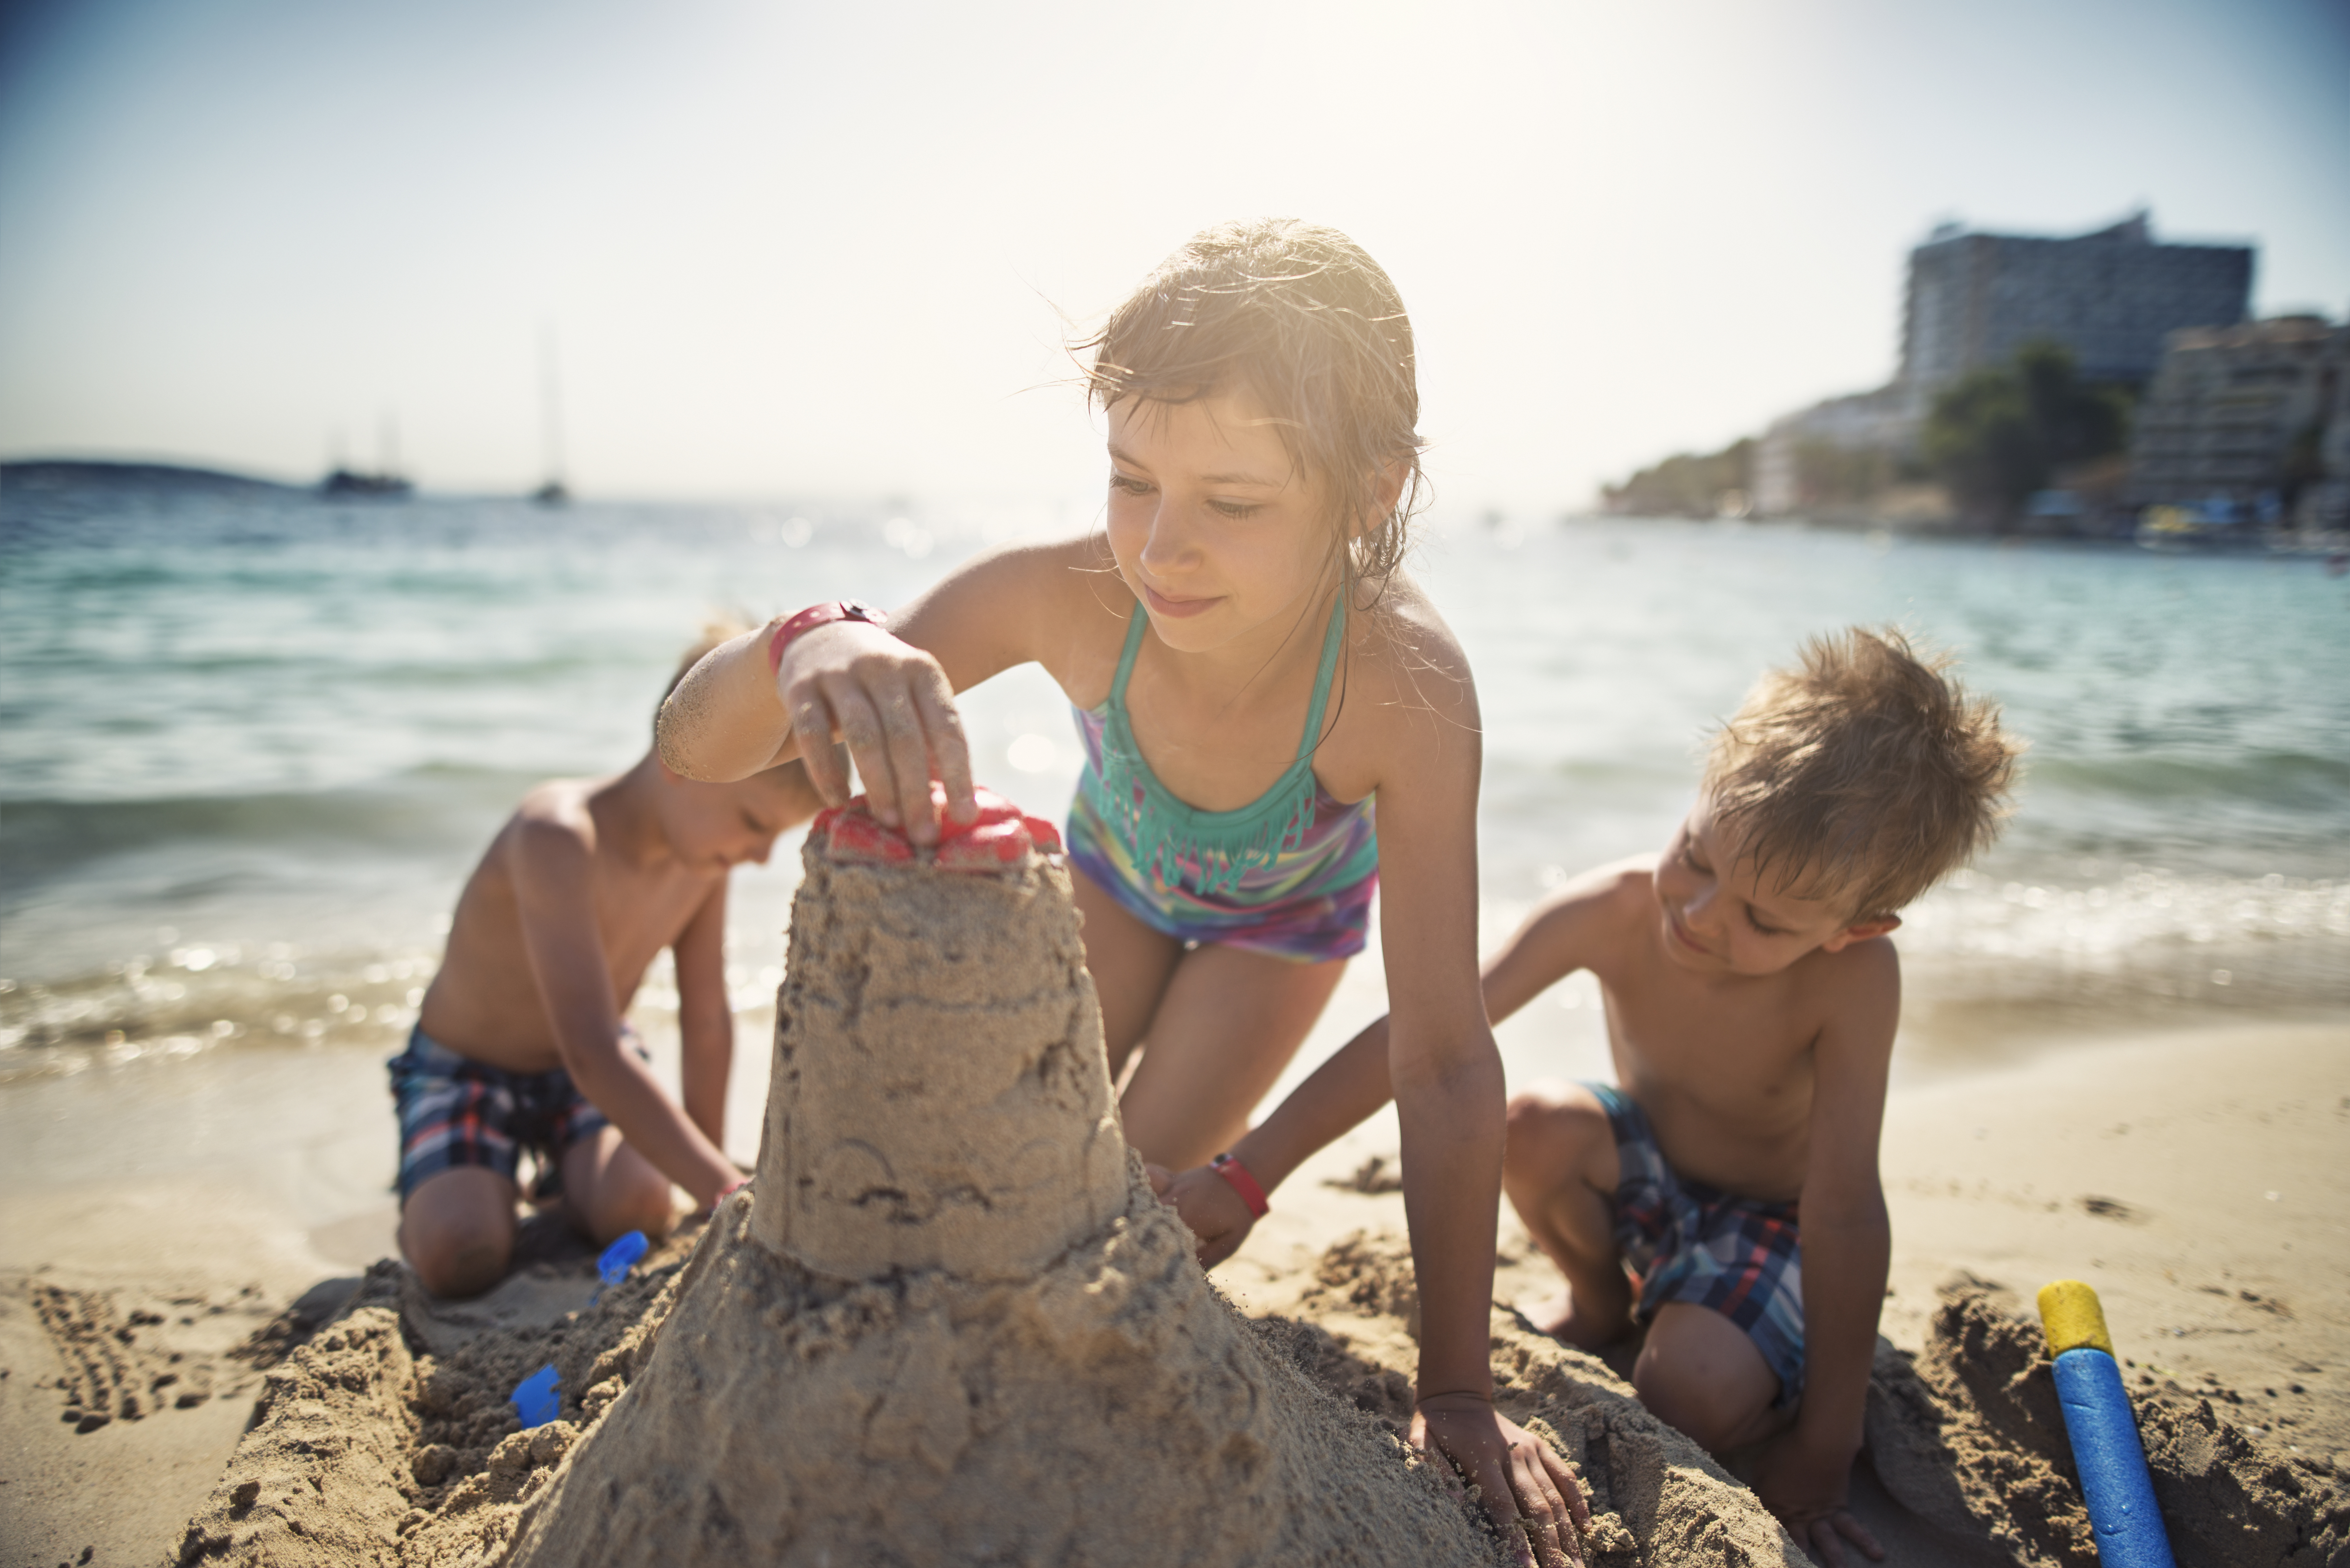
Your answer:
[2037,1279,2116,1357]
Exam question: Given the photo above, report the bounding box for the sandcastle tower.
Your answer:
[500,797,1499,1568]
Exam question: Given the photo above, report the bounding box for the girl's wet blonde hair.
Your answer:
[1079,219,1427,605]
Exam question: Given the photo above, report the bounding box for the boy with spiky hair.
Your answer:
[1157,628,2021,1565]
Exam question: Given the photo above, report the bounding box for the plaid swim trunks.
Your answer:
[1584,1080,1808,1406]
[388,1024,644,1201]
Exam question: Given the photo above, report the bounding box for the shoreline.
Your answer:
[2,1016,2343,1565]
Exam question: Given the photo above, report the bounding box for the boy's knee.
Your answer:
[1504,1083,1608,1177]
[1636,1362,1769,1453]
[598,1177,675,1245]
[405,1214,514,1298]
[414,1237,512,1300]
[1632,1311,1781,1452]
[399,1168,518,1298]
[577,1152,676,1246]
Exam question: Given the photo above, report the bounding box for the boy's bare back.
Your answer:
[419,769,762,1074]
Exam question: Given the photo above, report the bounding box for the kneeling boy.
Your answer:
[1159,628,2019,1565]
[392,627,826,1298]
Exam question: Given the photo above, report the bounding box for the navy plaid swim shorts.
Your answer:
[388,1024,644,1201]
[1584,1080,1808,1406]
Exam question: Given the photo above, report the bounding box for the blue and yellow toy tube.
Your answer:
[2037,1280,2175,1567]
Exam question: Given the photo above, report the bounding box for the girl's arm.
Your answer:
[656,542,1090,840]
[1163,870,1634,1264]
[1371,650,1587,1567]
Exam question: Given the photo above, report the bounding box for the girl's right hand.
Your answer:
[777,621,975,844]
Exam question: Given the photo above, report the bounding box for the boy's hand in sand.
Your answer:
[777,621,974,844]
[1146,1162,1259,1267]
[1412,1396,1589,1567]
[1751,1433,1883,1567]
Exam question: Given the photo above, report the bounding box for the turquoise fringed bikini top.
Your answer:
[1070,597,1378,901]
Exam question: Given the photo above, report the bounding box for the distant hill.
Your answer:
[1,458,307,495]
[1600,438,1755,518]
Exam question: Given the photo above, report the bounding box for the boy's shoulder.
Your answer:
[1785,930,1902,1054]
[493,776,608,871]
[1516,856,1659,964]
[512,775,598,833]
[1800,925,1901,990]
[1558,855,1662,921]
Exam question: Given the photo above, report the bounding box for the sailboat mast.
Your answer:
[537,325,569,503]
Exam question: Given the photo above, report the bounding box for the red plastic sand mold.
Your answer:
[817,786,1063,871]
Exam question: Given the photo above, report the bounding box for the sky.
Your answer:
[2,0,2345,513]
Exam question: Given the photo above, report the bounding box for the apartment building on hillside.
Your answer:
[1901,211,2253,394]
[1755,212,2256,516]
[2127,315,2350,528]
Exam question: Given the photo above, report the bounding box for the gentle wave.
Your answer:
[0,934,795,1085]
[2025,752,2350,810]
[0,941,441,1081]
[0,769,537,885]
[7,484,2348,1084]
[1910,866,2350,957]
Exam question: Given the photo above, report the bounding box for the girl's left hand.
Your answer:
[1144,1163,1260,1267]
[1411,1395,1589,1568]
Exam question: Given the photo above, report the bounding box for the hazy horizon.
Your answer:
[3,0,2345,512]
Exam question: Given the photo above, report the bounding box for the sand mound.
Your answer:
[196,802,2350,1567]
[173,1265,418,1565]
[160,801,1818,1566]
[1865,1276,2350,1565]
[1274,1230,1806,1567]
[489,811,1503,1567]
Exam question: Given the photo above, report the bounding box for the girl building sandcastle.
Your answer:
[661,218,1584,1563]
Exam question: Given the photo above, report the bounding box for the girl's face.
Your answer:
[1103,394,1337,655]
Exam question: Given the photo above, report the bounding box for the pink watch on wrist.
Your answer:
[767,600,890,677]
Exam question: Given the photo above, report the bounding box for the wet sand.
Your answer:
[1,1017,2343,1565]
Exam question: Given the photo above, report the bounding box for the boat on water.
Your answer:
[532,327,571,506]
[320,467,413,498]
[322,412,413,498]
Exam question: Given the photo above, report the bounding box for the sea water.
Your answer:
[3,477,2346,1212]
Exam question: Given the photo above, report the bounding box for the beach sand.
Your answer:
[2,1017,2342,1566]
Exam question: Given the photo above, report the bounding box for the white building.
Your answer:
[1752,386,1914,517]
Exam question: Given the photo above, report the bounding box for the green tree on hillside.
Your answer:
[1602,437,1754,517]
[1924,342,2131,527]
